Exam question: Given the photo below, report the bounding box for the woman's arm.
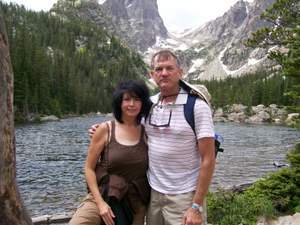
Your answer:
[85,122,115,225]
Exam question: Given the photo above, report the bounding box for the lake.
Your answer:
[15,115,300,217]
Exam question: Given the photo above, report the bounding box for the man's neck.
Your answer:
[160,87,180,104]
[160,86,180,97]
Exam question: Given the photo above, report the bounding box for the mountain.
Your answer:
[146,0,277,80]
[52,0,277,80]
[52,0,168,52]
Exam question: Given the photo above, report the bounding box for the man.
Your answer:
[145,50,215,225]
[90,50,215,225]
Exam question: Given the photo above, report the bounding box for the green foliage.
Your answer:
[207,190,274,225]
[208,142,300,225]
[194,70,290,108]
[49,98,62,117]
[287,142,300,169]
[245,143,300,213]
[245,169,299,212]
[0,2,147,120]
[246,0,300,112]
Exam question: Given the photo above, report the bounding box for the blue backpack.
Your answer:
[180,80,224,158]
[183,93,224,157]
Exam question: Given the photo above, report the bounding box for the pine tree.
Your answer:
[246,0,300,112]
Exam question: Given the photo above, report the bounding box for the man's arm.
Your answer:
[182,137,215,225]
[193,137,215,205]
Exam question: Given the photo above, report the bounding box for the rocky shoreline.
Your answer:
[21,104,299,128]
[213,104,299,127]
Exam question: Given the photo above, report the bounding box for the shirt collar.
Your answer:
[150,88,188,105]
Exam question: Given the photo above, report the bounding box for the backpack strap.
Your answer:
[184,94,197,135]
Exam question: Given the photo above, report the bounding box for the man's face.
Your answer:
[150,56,182,92]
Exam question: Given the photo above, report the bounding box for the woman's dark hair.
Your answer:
[112,80,151,124]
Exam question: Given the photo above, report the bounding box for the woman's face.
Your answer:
[121,92,142,119]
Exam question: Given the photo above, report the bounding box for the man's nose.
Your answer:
[161,68,169,76]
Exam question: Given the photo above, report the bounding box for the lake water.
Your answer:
[15,115,300,217]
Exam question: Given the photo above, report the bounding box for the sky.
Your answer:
[2,0,254,32]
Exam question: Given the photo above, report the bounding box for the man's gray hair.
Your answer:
[150,50,181,69]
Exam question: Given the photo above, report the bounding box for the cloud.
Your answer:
[3,0,254,32]
[2,0,56,11]
[157,0,254,31]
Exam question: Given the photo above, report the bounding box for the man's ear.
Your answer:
[149,70,154,79]
[179,68,183,78]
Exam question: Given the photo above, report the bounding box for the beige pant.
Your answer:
[69,193,146,225]
[146,189,207,225]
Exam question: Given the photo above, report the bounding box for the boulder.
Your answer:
[285,113,299,126]
[213,117,228,122]
[246,111,270,124]
[214,108,224,117]
[40,115,60,122]
[228,112,246,123]
[257,213,300,225]
[268,104,279,116]
[230,104,247,113]
[252,104,266,114]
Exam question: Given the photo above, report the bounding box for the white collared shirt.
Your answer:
[144,89,214,194]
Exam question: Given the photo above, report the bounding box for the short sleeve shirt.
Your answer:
[144,89,214,194]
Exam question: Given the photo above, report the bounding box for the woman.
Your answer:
[69,80,151,225]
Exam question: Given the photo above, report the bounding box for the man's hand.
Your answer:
[88,124,100,138]
[182,208,202,225]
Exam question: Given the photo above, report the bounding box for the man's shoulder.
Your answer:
[150,93,160,103]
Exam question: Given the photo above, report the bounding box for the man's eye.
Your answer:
[155,67,163,72]
[166,66,174,71]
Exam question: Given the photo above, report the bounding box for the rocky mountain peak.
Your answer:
[52,0,168,51]
[224,0,248,27]
[147,0,277,80]
[101,0,168,51]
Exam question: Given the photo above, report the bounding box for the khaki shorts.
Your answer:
[69,193,146,225]
[146,189,207,225]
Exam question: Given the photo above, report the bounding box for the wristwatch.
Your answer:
[191,203,203,213]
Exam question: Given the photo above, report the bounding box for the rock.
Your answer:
[213,116,228,122]
[285,113,299,126]
[214,108,224,117]
[277,108,288,117]
[25,113,40,122]
[252,104,266,114]
[268,104,279,116]
[228,112,246,123]
[229,104,247,113]
[40,115,60,122]
[246,115,262,124]
[273,118,283,124]
[258,111,271,122]
[266,213,300,225]
[257,216,268,225]
[246,111,270,124]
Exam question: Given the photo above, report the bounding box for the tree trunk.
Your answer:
[0,14,32,225]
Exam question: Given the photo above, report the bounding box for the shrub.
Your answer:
[208,142,300,225]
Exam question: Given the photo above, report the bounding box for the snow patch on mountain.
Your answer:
[188,59,204,73]
[219,47,266,76]
[98,0,106,5]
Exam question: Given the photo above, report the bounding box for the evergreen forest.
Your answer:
[1,2,147,121]
[199,71,291,108]
[1,0,299,122]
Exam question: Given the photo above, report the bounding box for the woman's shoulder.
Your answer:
[92,120,111,141]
